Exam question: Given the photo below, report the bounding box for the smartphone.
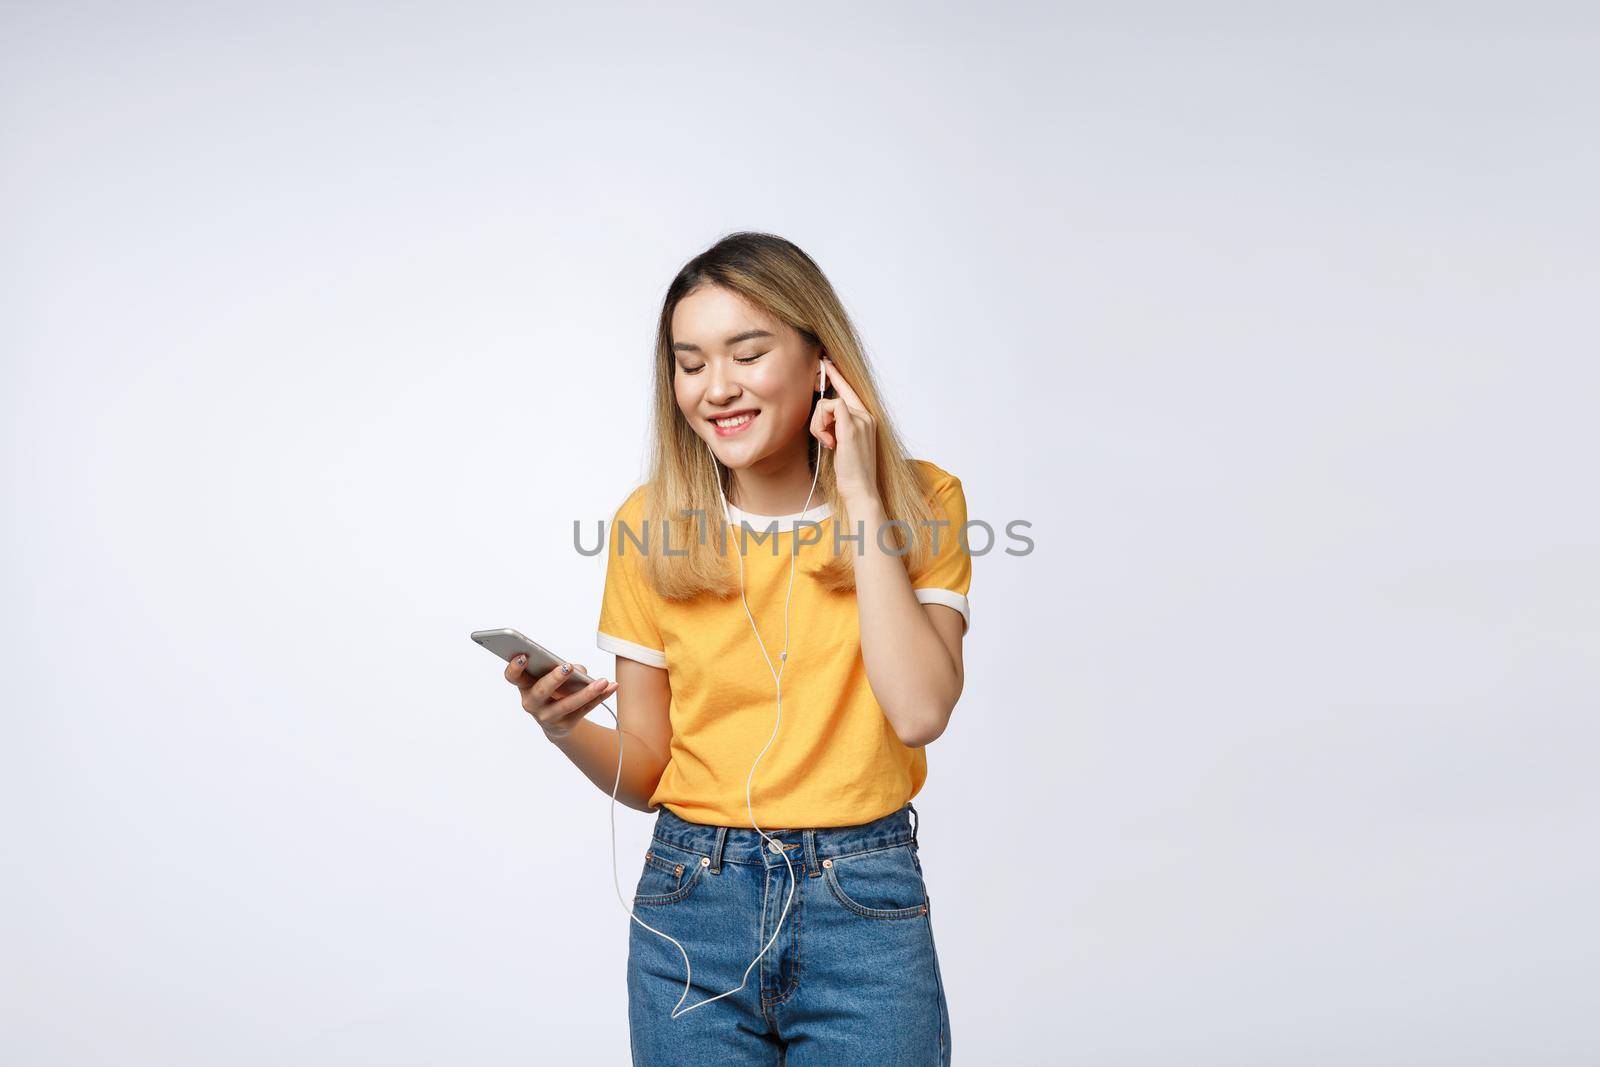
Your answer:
[470,628,600,698]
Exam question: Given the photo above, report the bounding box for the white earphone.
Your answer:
[598,356,828,1018]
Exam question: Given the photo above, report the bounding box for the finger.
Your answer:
[529,660,579,701]
[821,360,868,416]
[505,653,541,687]
[810,397,837,449]
[539,688,615,732]
[537,677,617,723]
[833,401,857,443]
[575,680,621,715]
[529,673,600,719]
[565,664,595,698]
[809,398,832,448]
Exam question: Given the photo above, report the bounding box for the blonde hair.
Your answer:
[637,231,943,601]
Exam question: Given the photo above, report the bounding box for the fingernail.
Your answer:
[561,663,572,675]
[514,655,525,665]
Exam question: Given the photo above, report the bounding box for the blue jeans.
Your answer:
[627,801,952,1065]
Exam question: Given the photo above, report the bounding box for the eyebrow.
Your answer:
[671,329,776,353]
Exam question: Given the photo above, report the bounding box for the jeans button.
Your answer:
[768,839,783,854]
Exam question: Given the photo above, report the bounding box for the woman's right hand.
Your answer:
[505,655,620,740]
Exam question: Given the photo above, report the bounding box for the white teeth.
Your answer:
[714,413,755,428]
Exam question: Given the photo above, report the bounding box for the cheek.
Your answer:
[673,374,696,411]
[747,363,810,409]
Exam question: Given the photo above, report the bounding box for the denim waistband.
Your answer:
[650,802,921,870]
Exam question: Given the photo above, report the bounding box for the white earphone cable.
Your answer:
[597,365,825,1019]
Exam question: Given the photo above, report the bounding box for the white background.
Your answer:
[5,3,1597,1063]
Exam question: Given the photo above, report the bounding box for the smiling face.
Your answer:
[671,284,821,476]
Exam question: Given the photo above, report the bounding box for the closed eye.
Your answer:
[679,354,766,375]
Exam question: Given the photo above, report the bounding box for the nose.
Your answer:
[705,360,741,405]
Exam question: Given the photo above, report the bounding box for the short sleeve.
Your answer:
[908,464,973,634]
[596,488,668,668]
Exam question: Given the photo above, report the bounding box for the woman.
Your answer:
[506,232,970,1065]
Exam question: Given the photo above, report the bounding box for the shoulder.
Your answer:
[908,458,964,512]
[611,483,651,522]
[909,457,961,490]
[604,484,658,555]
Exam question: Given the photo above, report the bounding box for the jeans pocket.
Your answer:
[822,842,929,919]
[633,839,708,907]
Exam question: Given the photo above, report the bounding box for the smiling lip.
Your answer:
[710,409,760,437]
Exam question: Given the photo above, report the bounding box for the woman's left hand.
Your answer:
[812,358,881,510]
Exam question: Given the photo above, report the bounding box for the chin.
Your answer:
[708,445,756,468]
[696,415,781,467]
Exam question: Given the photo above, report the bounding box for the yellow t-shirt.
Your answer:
[595,458,972,829]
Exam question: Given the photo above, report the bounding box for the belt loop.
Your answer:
[906,801,920,848]
[710,826,727,874]
[803,828,821,878]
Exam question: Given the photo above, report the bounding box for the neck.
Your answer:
[724,440,820,516]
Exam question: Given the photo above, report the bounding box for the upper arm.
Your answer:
[596,487,667,666]
[923,602,965,694]
[908,461,972,656]
[614,656,673,793]
[597,487,674,796]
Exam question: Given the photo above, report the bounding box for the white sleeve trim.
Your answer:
[596,631,667,669]
[914,588,970,635]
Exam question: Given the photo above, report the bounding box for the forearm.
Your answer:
[547,716,667,812]
[847,498,962,747]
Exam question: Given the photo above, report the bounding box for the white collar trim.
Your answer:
[723,500,833,531]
